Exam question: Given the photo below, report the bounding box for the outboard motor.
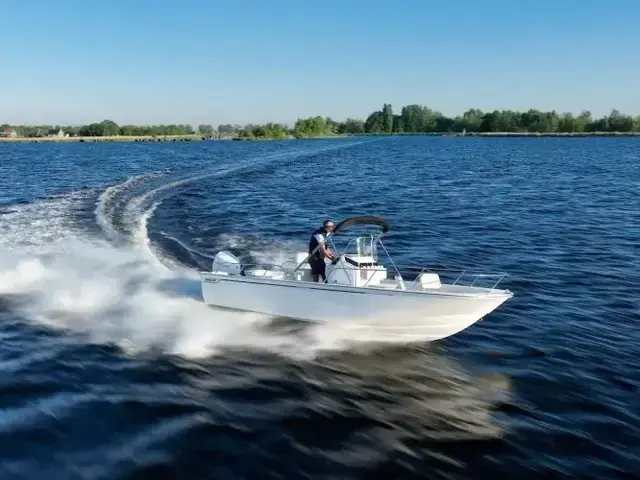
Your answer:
[212,251,241,275]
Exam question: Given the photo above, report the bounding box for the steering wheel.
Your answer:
[330,254,341,265]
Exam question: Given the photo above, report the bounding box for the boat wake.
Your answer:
[0,239,305,358]
[0,139,421,358]
[92,138,377,269]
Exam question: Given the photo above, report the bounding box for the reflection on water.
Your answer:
[175,343,513,477]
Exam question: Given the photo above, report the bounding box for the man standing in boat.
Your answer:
[308,219,336,282]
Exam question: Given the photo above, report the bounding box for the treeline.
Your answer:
[2,120,202,138]
[234,116,357,139]
[3,105,640,141]
[233,105,640,137]
[3,118,351,140]
[362,104,640,134]
[3,118,346,139]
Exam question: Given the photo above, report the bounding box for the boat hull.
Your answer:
[200,273,512,342]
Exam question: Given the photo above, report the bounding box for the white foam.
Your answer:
[133,200,171,270]
[0,192,91,251]
[0,194,349,359]
[0,238,308,358]
[0,192,300,358]
[94,171,167,242]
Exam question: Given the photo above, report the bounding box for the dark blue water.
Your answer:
[0,136,638,478]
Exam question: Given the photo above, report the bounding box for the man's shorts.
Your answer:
[309,258,326,276]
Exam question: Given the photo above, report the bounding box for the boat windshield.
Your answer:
[347,235,379,261]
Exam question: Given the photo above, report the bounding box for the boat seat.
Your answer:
[419,273,441,289]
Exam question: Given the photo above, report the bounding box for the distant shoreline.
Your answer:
[1,131,640,144]
[350,131,640,137]
[427,131,640,137]
[3,104,639,141]
[0,134,209,143]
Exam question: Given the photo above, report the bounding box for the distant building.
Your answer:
[48,128,66,137]
[0,128,18,138]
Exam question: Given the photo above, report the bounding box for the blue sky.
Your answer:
[1,0,638,125]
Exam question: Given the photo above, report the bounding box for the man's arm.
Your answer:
[319,242,334,259]
[314,234,335,259]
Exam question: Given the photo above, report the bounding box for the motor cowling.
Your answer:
[212,251,241,275]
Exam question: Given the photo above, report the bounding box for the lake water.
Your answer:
[0,136,638,478]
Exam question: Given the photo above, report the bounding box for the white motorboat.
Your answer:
[199,216,513,342]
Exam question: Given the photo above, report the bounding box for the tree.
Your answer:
[400,105,438,132]
[198,124,215,136]
[364,110,385,133]
[574,110,592,132]
[607,109,634,132]
[218,124,240,135]
[382,103,393,133]
[343,118,365,134]
[100,119,120,136]
[120,125,135,136]
[78,123,102,136]
[558,113,575,133]
[293,116,333,138]
[453,109,483,132]
[435,115,454,133]
[392,115,403,133]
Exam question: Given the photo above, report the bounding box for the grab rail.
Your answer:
[402,266,508,291]
[203,259,508,291]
